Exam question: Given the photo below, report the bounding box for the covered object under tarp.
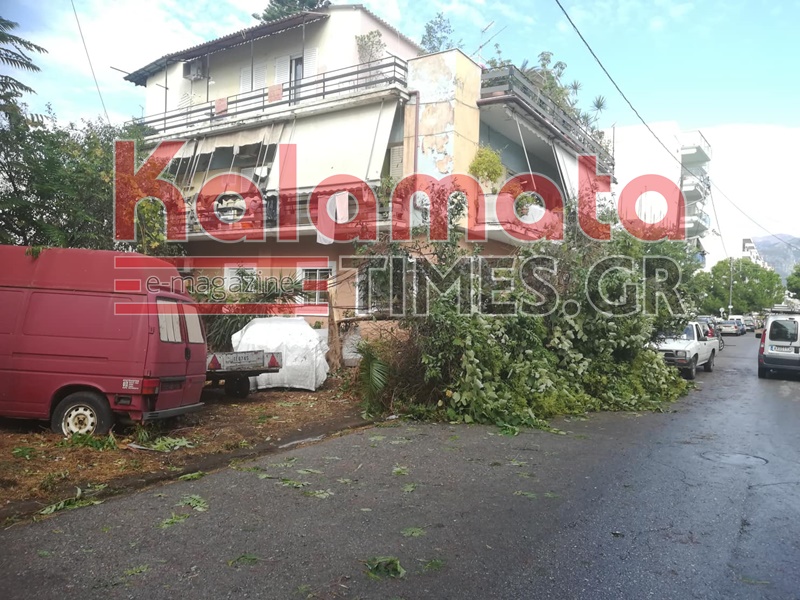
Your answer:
[231,317,329,391]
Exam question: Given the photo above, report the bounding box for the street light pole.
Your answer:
[728,257,734,314]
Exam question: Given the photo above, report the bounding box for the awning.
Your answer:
[267,100,398,191]
[553,143,579,198]
[174,125,276,159]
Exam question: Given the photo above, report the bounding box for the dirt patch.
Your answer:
[0,373,363,523]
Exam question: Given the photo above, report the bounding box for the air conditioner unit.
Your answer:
[183,58,208,81]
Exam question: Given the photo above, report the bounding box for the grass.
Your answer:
[158,513,189,528]
[364,556,406,580]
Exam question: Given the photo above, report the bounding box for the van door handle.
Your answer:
[185,347,191,361]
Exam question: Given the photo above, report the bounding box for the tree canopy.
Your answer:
[419,12,461,54]
[252,0,326,22]
[695,258,785,315]
[786,263,800,298]
[0,17,47,113]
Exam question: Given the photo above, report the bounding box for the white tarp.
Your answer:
[231,317,329,391]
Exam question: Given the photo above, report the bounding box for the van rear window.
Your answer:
[157,299,182,343]
[769,319,798,343]
[183,305,205,344]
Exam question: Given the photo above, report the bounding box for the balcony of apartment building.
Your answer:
[680,130,712,166]
[131,56,409,141]
[478,65,615,177]
[684,201,711,239]
[681,165,711,202]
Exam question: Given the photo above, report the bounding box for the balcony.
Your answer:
[684,207,711,239]
[186,194,392,238]
[680,130,712,165]
[479,66,614,176]
[681,166,710,202]
[131,57,408,139]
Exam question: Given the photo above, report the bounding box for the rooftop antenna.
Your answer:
[471,22,507,66]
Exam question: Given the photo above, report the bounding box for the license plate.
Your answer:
[770,345,794,353]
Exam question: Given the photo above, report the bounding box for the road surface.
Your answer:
[1,334,798,599]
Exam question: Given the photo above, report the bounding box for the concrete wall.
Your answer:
[403,49,482,178]
[143,7,421,117]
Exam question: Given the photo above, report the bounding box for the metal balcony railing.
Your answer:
[130,56,408,136]
[480,66,614,174]
[679,130,712,159]
[186,196,392,235]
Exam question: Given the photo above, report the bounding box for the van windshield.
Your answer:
[769,320,798,343]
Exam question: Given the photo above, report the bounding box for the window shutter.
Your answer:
[274,55,290,85]
[389,146,403,179]
[303,47,318,78]
[253,62,267,90]
[239,66,252,93]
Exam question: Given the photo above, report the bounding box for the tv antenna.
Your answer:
[471,21,507,65]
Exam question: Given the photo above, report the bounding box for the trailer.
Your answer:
[206,350,282,398]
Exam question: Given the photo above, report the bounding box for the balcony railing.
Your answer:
[679,130,712,160]
[131,56,408,137]
[480,66,614,175]
[186,196,392,235]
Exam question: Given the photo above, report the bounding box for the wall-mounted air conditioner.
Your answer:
[183,57,208,81]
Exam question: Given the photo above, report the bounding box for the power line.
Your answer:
[552,0,800,256]
[71,0,110,125]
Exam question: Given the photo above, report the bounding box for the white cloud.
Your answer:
[649,16,666,31]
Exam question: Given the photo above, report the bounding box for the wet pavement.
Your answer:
[1,334,798,599]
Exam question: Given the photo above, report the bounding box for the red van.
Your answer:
[0,246,207,435]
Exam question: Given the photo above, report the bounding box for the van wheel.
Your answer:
[704,352,715,372]
[52,392,113,436]
[224,376,251,399]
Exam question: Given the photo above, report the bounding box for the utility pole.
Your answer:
[728,257,734,314]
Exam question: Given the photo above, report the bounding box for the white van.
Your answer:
[757,313,800,378]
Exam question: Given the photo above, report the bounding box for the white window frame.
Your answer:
[297,262,334,316]
[224,264,259,293]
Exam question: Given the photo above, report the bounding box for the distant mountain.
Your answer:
[752,235,800,280]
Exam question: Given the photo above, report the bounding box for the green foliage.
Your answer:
[355,30,386,63]
[420,13,461,53]
[147,436,194,452]
[363,556,406,580]
[786,263,800,298]
[178,494,209,512]
[252,0,323,22]
[351,195,693,429]
[12,446,34,459]
[468,146,504,188]
[58,433,118,451]
[191,268,302,351]
[0,17,47,100]
[696,258,785,314]
[357,341,390,411]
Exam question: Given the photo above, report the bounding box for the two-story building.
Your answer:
[123,4,614,323]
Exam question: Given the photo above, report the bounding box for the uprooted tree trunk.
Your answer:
[326,304,343,371]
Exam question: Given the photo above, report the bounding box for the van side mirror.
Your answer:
[755,332,762,338]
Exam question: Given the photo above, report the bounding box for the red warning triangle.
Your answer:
[267,353,280,368]
[208,354,221,370]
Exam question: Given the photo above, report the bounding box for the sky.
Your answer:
[4,0,800,268]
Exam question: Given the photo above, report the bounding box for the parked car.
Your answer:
[655,322,717,380]
[0,246,207,435]
[757,313,800,378]
[729,315,747,335]
[718,320,740,335]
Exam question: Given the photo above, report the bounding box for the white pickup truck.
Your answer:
[655,321,716,380]
[206,350,282,398]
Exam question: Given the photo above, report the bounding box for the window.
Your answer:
[769,319,798,343]
[300,268,332,305]
[224,266,258,293]
[157,299,182,343]
[183,304,205,344]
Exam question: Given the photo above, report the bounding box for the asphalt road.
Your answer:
[1,334,798,600]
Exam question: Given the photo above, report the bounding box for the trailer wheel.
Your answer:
[52,391,113,436]
[224,375,251,399]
